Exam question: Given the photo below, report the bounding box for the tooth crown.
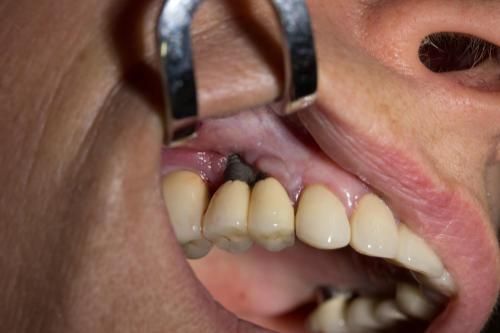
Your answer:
[203,180,253,253]
[396,224,444,278]
[350,194,399,259]
[162,170,212,259]
[296,185,350,249]
[248,178,295,251]
[308,293,351,333]
[396,283,439,320]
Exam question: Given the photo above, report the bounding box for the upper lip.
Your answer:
[163,105,499,332]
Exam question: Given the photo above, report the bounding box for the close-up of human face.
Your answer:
[0,0,499,333]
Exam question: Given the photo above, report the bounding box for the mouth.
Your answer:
[160,105,499,333]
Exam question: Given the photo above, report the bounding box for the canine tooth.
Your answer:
[346,297,384,332]
[248,178,295,251]
[203,180,252,253]
[162,171,212,259]
[396,283,439,320]
[350,194,398,258]
[420,270,457,296]
[296,185,350,249]
[308,293,351,333]
[395,224,444,278]
[374,299,407,327]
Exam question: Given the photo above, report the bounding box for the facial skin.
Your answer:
[0,0,499,333]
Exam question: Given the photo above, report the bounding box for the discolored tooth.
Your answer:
[248,178,295,251]
[162,170,212,259]
[395,224,444,278]
[396,283,440,320]
[295,185,350,250]
[350,194,399,258]
[203,180,252,253]
[374,299,407,327]
[419,270,457,297]
[346,297,384,332]
[308,293,351,333]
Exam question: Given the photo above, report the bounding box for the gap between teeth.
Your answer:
[162,170,456,331]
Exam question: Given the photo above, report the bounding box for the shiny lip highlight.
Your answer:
[161,106,499,333]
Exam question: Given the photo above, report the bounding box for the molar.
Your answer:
[296,184,350,250]
[162,170,212,259]
[203,180,253,253]
[248,177,295,251]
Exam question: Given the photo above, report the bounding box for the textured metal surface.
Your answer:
[157,0,318,143]
[224,154,259,185]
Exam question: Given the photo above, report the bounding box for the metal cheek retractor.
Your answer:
[157,0,318,144]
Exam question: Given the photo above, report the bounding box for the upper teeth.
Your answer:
[161,170,212,259]
[162,170,456,296]
[248,177,295,252]
[349,194,399,259]
[295,184,350,250]
[203,180,253,253]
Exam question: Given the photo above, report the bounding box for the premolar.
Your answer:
[248,178,295,251]
[296,185,350,250]
[350,194,399,259]
[203,180,253,253]
[396,283,440,320]
[162,171,212,259]
[345,297,385,332]
[374,299,407,327]
[308,292,351,333]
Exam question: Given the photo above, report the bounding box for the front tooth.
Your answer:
[203,180,253,253]
[396,283,439,320]
[248,178,295,251]
[395,224,444,278]
[419,270,457,296]
[346,297,384,332]
[308,293,351,333]
[162,171,212,259]
[295,185,350,249]
[374,299,407,327]
[350,194,399,258]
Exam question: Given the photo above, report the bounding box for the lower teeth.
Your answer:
[308,282,444,333]
[162,159,456,332]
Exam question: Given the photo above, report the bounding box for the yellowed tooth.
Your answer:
[346,297,385,332]
[419,270,457,297]
[248,178,295,251]
[295,185,350,250]
[162,170,212,259]
[350,194,399,258]
[374,299,407,327]
[308,293,351,333]
[395,283,440,320]
[395,224,444,278]
[203,180,252,253]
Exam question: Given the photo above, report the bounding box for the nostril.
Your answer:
[418,32,499,73]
